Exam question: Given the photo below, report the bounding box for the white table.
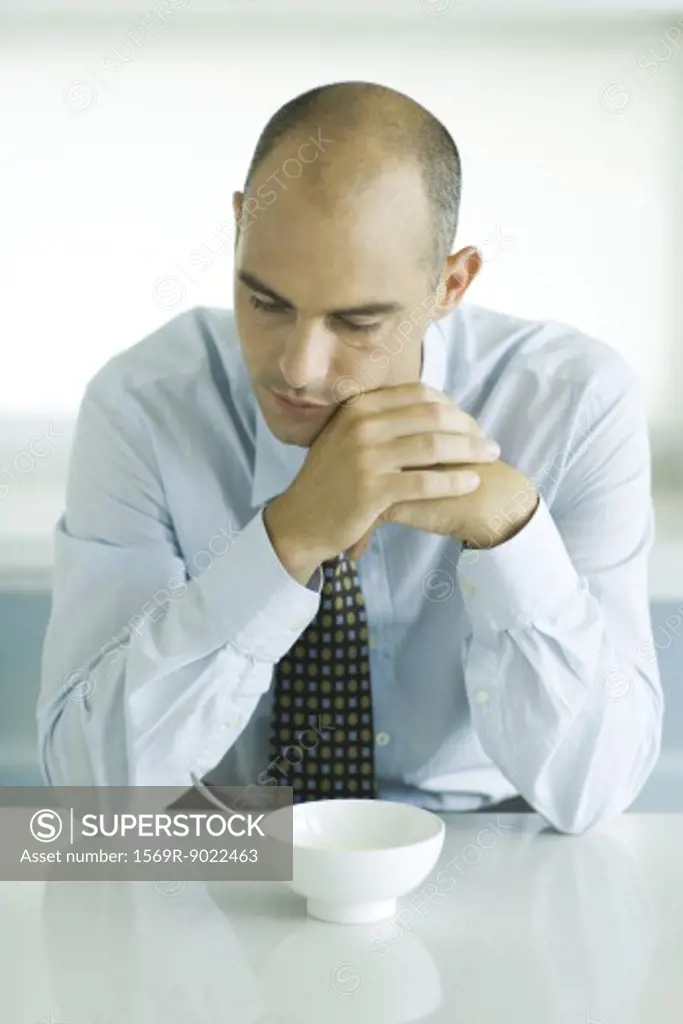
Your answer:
[1,811,680,1023]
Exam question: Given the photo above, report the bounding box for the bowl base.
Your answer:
[306,897,398,925]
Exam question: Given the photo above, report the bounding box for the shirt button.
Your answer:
[475,691,489,705]
[461,579,475,597]
[220,715,242,732]
[376,732,391,746]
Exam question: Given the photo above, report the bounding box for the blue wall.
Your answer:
[0,592,54,785]
[1,592,680,808]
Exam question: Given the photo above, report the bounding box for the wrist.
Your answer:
[462,490,539,549]
[263,498,327,587]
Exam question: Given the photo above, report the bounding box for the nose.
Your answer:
[278,322,333,393]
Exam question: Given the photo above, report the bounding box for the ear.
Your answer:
[431,246,483,321]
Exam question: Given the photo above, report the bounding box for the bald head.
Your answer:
[243,81,462,283]
[233,82,473,449]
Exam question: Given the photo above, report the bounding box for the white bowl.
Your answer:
[263,798,445,924]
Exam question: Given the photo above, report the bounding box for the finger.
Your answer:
[388,466,481,503]
[380,431,499,470]
[358,402,487,445]
[341,381,453,415]
[381,499,457,533]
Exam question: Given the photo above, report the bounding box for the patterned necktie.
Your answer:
[268,553,377,802]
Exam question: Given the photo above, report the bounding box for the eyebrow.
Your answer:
[237,270,403,317]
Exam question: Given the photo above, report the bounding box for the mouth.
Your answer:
[269,389,331,416]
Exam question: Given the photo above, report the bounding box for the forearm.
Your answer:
[38,510,322,790]
[458,498,663,834]
[464,623,662,834]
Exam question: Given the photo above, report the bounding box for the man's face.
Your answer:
[232,155,440,447]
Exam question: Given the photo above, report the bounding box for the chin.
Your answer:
[270,419,325,448]
[259,401,332,448]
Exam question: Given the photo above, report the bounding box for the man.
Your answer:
[37,81,662,834]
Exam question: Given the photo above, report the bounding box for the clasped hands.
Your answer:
[265,381,539,586]
[345,383,538,559]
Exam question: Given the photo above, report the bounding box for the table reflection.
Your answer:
[425,822,656,1023]
[40,817,655,1024]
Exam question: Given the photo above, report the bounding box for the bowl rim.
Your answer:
[262,798,446,853]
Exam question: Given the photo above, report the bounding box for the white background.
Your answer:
[1,0,683,580]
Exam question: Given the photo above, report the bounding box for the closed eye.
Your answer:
[250,295,287,314]
[250,294,381,333]
[338,317,381,333]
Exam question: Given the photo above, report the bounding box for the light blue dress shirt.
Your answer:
[37,302,663,833]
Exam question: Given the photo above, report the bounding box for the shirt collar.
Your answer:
[250,316,450,509]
